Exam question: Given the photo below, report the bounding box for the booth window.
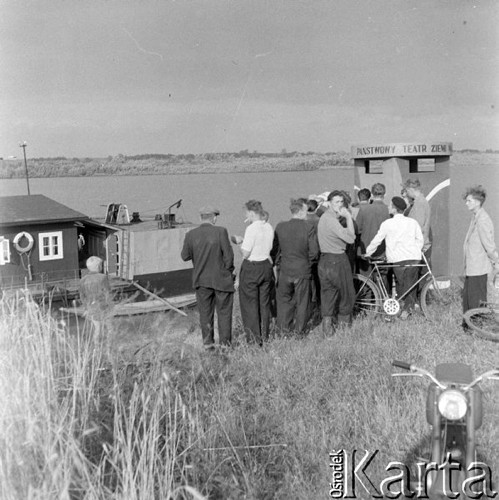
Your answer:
[0,237,10,265]
[39,231,64,261]
[365,160,383,174]
[409,158,436,173]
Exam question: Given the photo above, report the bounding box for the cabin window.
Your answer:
[0,237,10,265]
[38,231,64,261]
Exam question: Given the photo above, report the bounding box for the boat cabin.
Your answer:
[0,195,89,292]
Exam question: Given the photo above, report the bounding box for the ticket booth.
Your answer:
[351,142,452,277]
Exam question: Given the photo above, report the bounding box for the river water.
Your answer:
[0,169,353,238]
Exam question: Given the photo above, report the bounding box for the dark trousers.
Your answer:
[309,262,321,325]
[276,273,312,334]
[269,273,277,319]
[310,262,321,306]
[318,253,355,325]
[393,260,420,311]
[462,274,487,312]
[239,260,274,344]
[195,287,234,347]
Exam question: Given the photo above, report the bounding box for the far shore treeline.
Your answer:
[0,149,497,179]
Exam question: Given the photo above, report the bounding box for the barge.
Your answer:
[0,195,196,312]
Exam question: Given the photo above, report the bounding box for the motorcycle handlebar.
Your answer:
[464,369,499,390]
[392,362,499,390]
[392,360,412,371]
[391,361,446,388]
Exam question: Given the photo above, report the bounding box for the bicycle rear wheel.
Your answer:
[353,274,381,317]
[463,308,499,342]
[420,277,462,321]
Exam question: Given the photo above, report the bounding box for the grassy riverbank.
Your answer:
[1,150,497,179]
[1,292,498,499]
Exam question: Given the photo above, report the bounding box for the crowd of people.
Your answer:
[77,180,499,350]
[179,180,499,350]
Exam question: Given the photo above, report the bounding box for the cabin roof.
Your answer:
[0,194,89,227]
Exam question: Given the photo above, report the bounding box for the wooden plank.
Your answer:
[60,293,196,317]
[131,281,188,317]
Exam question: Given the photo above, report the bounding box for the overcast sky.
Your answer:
[1,0,498,157]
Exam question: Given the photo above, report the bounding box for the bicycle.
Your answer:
[462,302,499,342]
[353,253,461,320]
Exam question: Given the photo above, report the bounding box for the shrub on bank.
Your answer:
[0,152,353,179]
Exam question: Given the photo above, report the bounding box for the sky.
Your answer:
[1,0,498,158]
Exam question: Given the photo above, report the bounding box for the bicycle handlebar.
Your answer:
[360,254,386,263]
[362,255,428,269]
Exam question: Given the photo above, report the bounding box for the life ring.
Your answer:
[13,231,34,253]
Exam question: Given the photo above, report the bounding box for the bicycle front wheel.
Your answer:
[420,278,462,321]
[353,274,381,317]
[463,308,499,342]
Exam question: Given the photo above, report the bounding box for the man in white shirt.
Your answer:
[365,196,424,319]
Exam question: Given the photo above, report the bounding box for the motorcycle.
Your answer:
[392,361,499,498]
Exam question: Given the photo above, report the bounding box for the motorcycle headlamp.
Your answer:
[437,389,467,420]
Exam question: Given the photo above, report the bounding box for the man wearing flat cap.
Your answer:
[365,196,424,320]
[181,206,235,349]
[404,177,432,292]
[404,178,431,254]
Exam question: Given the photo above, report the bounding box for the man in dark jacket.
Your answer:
[271,198,319,335]
[356,182,390,290]
[356,183,389,263]
[181,206,235,349]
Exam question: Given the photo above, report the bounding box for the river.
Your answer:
[0,169,353,238]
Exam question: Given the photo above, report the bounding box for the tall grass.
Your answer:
[1,291,498,499]
[0,292,205,499]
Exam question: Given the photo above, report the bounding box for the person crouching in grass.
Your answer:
[79,256,113,339]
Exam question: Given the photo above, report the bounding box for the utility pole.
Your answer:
[19,141,30,195]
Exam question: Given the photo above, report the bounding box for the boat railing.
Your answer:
[1,268,83,300]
